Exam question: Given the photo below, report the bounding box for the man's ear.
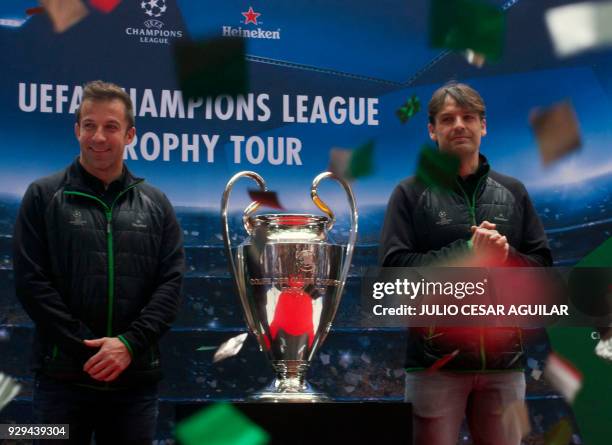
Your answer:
[126,126,136,145]
[74,122,80,139]
[428,122,437,142]
[481,118,487,137]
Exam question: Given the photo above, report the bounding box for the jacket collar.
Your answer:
[454,153,490,197]
[65,157,144,194]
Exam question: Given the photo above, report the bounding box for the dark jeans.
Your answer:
[33,373,159,445]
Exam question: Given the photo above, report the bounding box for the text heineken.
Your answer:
[222,26,281,40]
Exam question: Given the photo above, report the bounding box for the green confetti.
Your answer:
[196,346,217,351]
[173,37,248,100]
[429,0,505,61]
[347,140,375,179]
[396,95,421,124]
[415,144,460,191]
[546,237,612,445]
[176,403,269,445]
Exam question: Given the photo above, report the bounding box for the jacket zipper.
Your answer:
[64,181,143,338]
[456,175,488,370]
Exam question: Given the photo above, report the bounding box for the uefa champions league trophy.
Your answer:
[221,171,358,402]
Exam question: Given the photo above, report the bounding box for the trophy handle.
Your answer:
[311,172,358,287]
[221,171,267,288]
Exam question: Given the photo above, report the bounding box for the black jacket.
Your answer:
[13,159,185,387]
[379,155,552,371]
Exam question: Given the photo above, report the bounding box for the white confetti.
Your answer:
[212,333,248,363]
[545,1,612,57]
[0,373,21,412]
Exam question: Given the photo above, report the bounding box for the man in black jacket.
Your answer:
[13,80,185,444]
[380,82,552,445]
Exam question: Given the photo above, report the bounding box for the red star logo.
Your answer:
[242,6,261,25]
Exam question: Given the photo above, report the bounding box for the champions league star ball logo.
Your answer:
[126,0,182,43]
[141,0,167,18]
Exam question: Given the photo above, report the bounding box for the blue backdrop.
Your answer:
[1,0,611,442]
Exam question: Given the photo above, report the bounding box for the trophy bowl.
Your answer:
[221,172,358,402]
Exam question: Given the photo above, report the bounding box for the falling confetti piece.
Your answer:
[176,403,269,445]
[41,0,89,33]
[88,0,121,14]
[530,101,581,166]
[25,6,45,15]
[531,369,543,381]
[0,373,21,412]
[213,333,249,363]
[544,352,583,404]
[396,94,421,124]
[173,37,247,100]
[464,48,486,67]
[328,140,375,181]
[545,2,612,58]
[247,190,284,210]
[544,418,573,445]
[429,0,505,61]
[425,349,459,374]
[415,144,460,191]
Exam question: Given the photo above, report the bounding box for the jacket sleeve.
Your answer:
[119,193,185,357]
[13,183,95,359]
[507,184,552,267]
[379,183,471,267]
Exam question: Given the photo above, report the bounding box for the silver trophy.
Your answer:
[221,171,358,402]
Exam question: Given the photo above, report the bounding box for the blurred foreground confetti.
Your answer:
[328,140,375,181]
[88,0,121,14]
[173,37,247,100]
[545,1,612,58]
[176,403,269,445]
[544,352,583,404]
[429,0,505,61]
[41,0,89,33]
[415,144,460,191]
[543,418,573,445]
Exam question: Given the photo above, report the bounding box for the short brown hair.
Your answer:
[428,81,486,124]
[75,80,135,128]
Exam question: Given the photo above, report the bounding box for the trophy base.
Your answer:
[248,379,330,403]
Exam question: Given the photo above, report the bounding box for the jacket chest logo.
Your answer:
[493,212,509,222]
[435,210,452,226]
[132,212,148,229]
[68,210,87,226]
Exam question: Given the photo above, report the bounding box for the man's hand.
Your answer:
[83,337,132,382]
[470,220,509,265]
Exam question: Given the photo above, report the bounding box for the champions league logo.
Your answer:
[125,0,183,44]
[141,0,167,18]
